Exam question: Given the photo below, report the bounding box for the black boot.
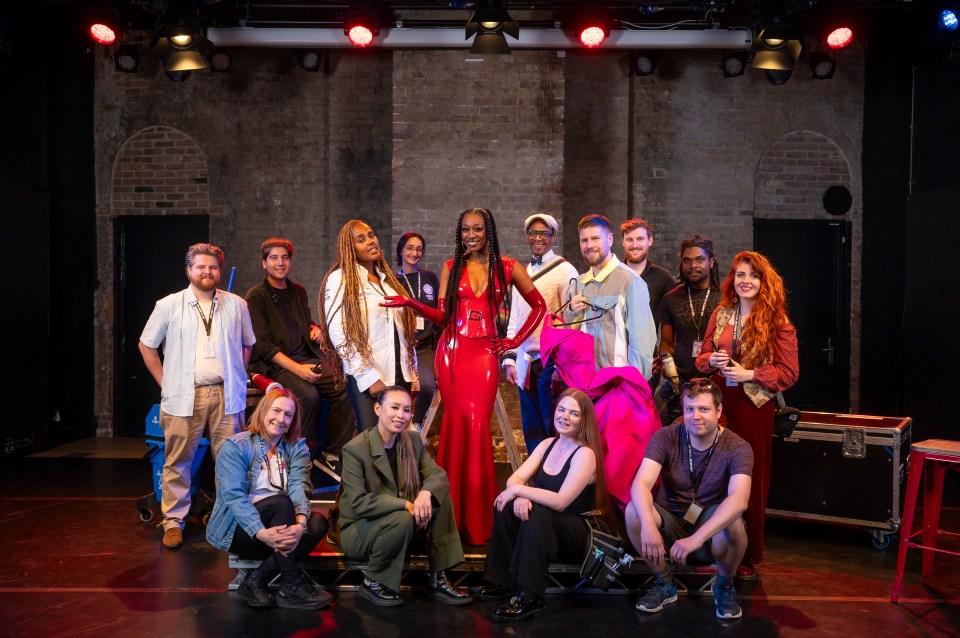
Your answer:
[236,570,275,608]
[426,571,472,605]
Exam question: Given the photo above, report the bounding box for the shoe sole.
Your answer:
[716,607,743,619]
[491,606,544,623]
[635,592,678,613]
[313,459,341,483]
[424,589,473,606]
[358,585,404,607]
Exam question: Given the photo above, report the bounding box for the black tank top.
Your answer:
[534,439,596,514]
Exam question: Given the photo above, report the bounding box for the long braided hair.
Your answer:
[318,220,418,387]
[443,207,511,339]
[719,251,790,369]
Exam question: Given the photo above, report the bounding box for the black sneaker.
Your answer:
[276,579,333,610]
[237,572,274,608]
[313,456,341,483]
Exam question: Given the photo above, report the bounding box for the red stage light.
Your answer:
[347,25,374,47]
[579,26,606,48]
[89,23,117,45]
[826,26,853,49]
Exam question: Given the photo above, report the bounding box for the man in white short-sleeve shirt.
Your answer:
[139,243,255,549]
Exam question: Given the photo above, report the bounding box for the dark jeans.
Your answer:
[273,361,356,459]
[483,500,588,596]
[413,345,436,426]
[517,358,560,453]
[229,494,328,584]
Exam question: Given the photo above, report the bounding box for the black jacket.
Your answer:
[244,277,335,376]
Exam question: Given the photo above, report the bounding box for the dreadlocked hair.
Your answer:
[719,251,790,369]
[317,220,418,389]
[376,386,421,501]
[443,207,511,339]
[678,233,722,289]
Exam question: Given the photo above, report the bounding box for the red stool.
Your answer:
[891,439,960,602]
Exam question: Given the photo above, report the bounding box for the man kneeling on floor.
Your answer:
[337,386,472,607]
[625,377,753,619]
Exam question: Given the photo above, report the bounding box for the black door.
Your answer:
[114,216,209,437]
[754,219,851,412]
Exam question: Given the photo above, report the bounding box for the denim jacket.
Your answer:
[205,431,312,551]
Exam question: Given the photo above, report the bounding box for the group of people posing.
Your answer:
[138,208,798,620]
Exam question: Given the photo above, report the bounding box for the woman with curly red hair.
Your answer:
[695,251,798,578]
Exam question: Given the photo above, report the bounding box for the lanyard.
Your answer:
[732,302,744,357]
[686,286,711,340]
[400,270,421,301]
[684,426,720,502]
[195,298,216,337]
[254,435,287,492]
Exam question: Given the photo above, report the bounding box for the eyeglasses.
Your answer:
[681,379,716,391]
[527,229,555,239]
[405,247,424,254]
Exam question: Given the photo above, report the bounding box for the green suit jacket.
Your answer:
[339,427,451,530]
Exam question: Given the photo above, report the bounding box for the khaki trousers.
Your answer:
[160,384,240,530]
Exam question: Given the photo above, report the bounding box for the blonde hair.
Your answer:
[247,388,303,444]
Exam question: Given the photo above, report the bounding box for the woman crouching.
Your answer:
[337,385,472,607]
[481,388,613,622]
[206,388,332,609]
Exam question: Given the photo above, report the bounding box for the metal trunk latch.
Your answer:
[842,428,866,458]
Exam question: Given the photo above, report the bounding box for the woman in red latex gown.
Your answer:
[383,208,546,545]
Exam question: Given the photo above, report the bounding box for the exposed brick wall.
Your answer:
[91,42,866,434]
[93,48,393,434]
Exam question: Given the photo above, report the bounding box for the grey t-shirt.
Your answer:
[644,423,754,517]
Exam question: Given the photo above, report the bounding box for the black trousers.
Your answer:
[483,500,589,596]
[229,494,328,584]
[273,363,355,458]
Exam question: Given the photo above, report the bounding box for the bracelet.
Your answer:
[298,520,308,532]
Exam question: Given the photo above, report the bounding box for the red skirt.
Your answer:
[435,333,500,546]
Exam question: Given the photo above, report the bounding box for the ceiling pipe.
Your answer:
[207,27,753,50]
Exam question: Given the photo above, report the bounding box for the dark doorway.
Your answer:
[114,216,209,437]
[754,219,851,412]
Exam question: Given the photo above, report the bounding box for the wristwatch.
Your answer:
[298,519,308,532]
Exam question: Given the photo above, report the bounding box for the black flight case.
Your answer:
[766,412,912,550]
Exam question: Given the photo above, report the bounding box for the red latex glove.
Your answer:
[491,287,547,356]
[381,296,446,325]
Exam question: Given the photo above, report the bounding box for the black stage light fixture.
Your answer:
[751,24,803,71]
[720,50,749,77]
[765,68,792,85]
[573,12,612,49]
[165,69,191,82]
[115,44,140,73]
[634,50,663,76]
[153,0,210,73]
[466,0,520,54]
[295,49,322,72]
[808,50,837,79]
[209,48,231,72]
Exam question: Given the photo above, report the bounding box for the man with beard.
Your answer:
[655,234,722,425]
[140,243,256,549]
[621,219,676,317]
[502,214,579,453]
[245,238,355,481]
[565,214,657,381]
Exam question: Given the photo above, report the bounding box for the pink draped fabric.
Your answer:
[540,315,662,508]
